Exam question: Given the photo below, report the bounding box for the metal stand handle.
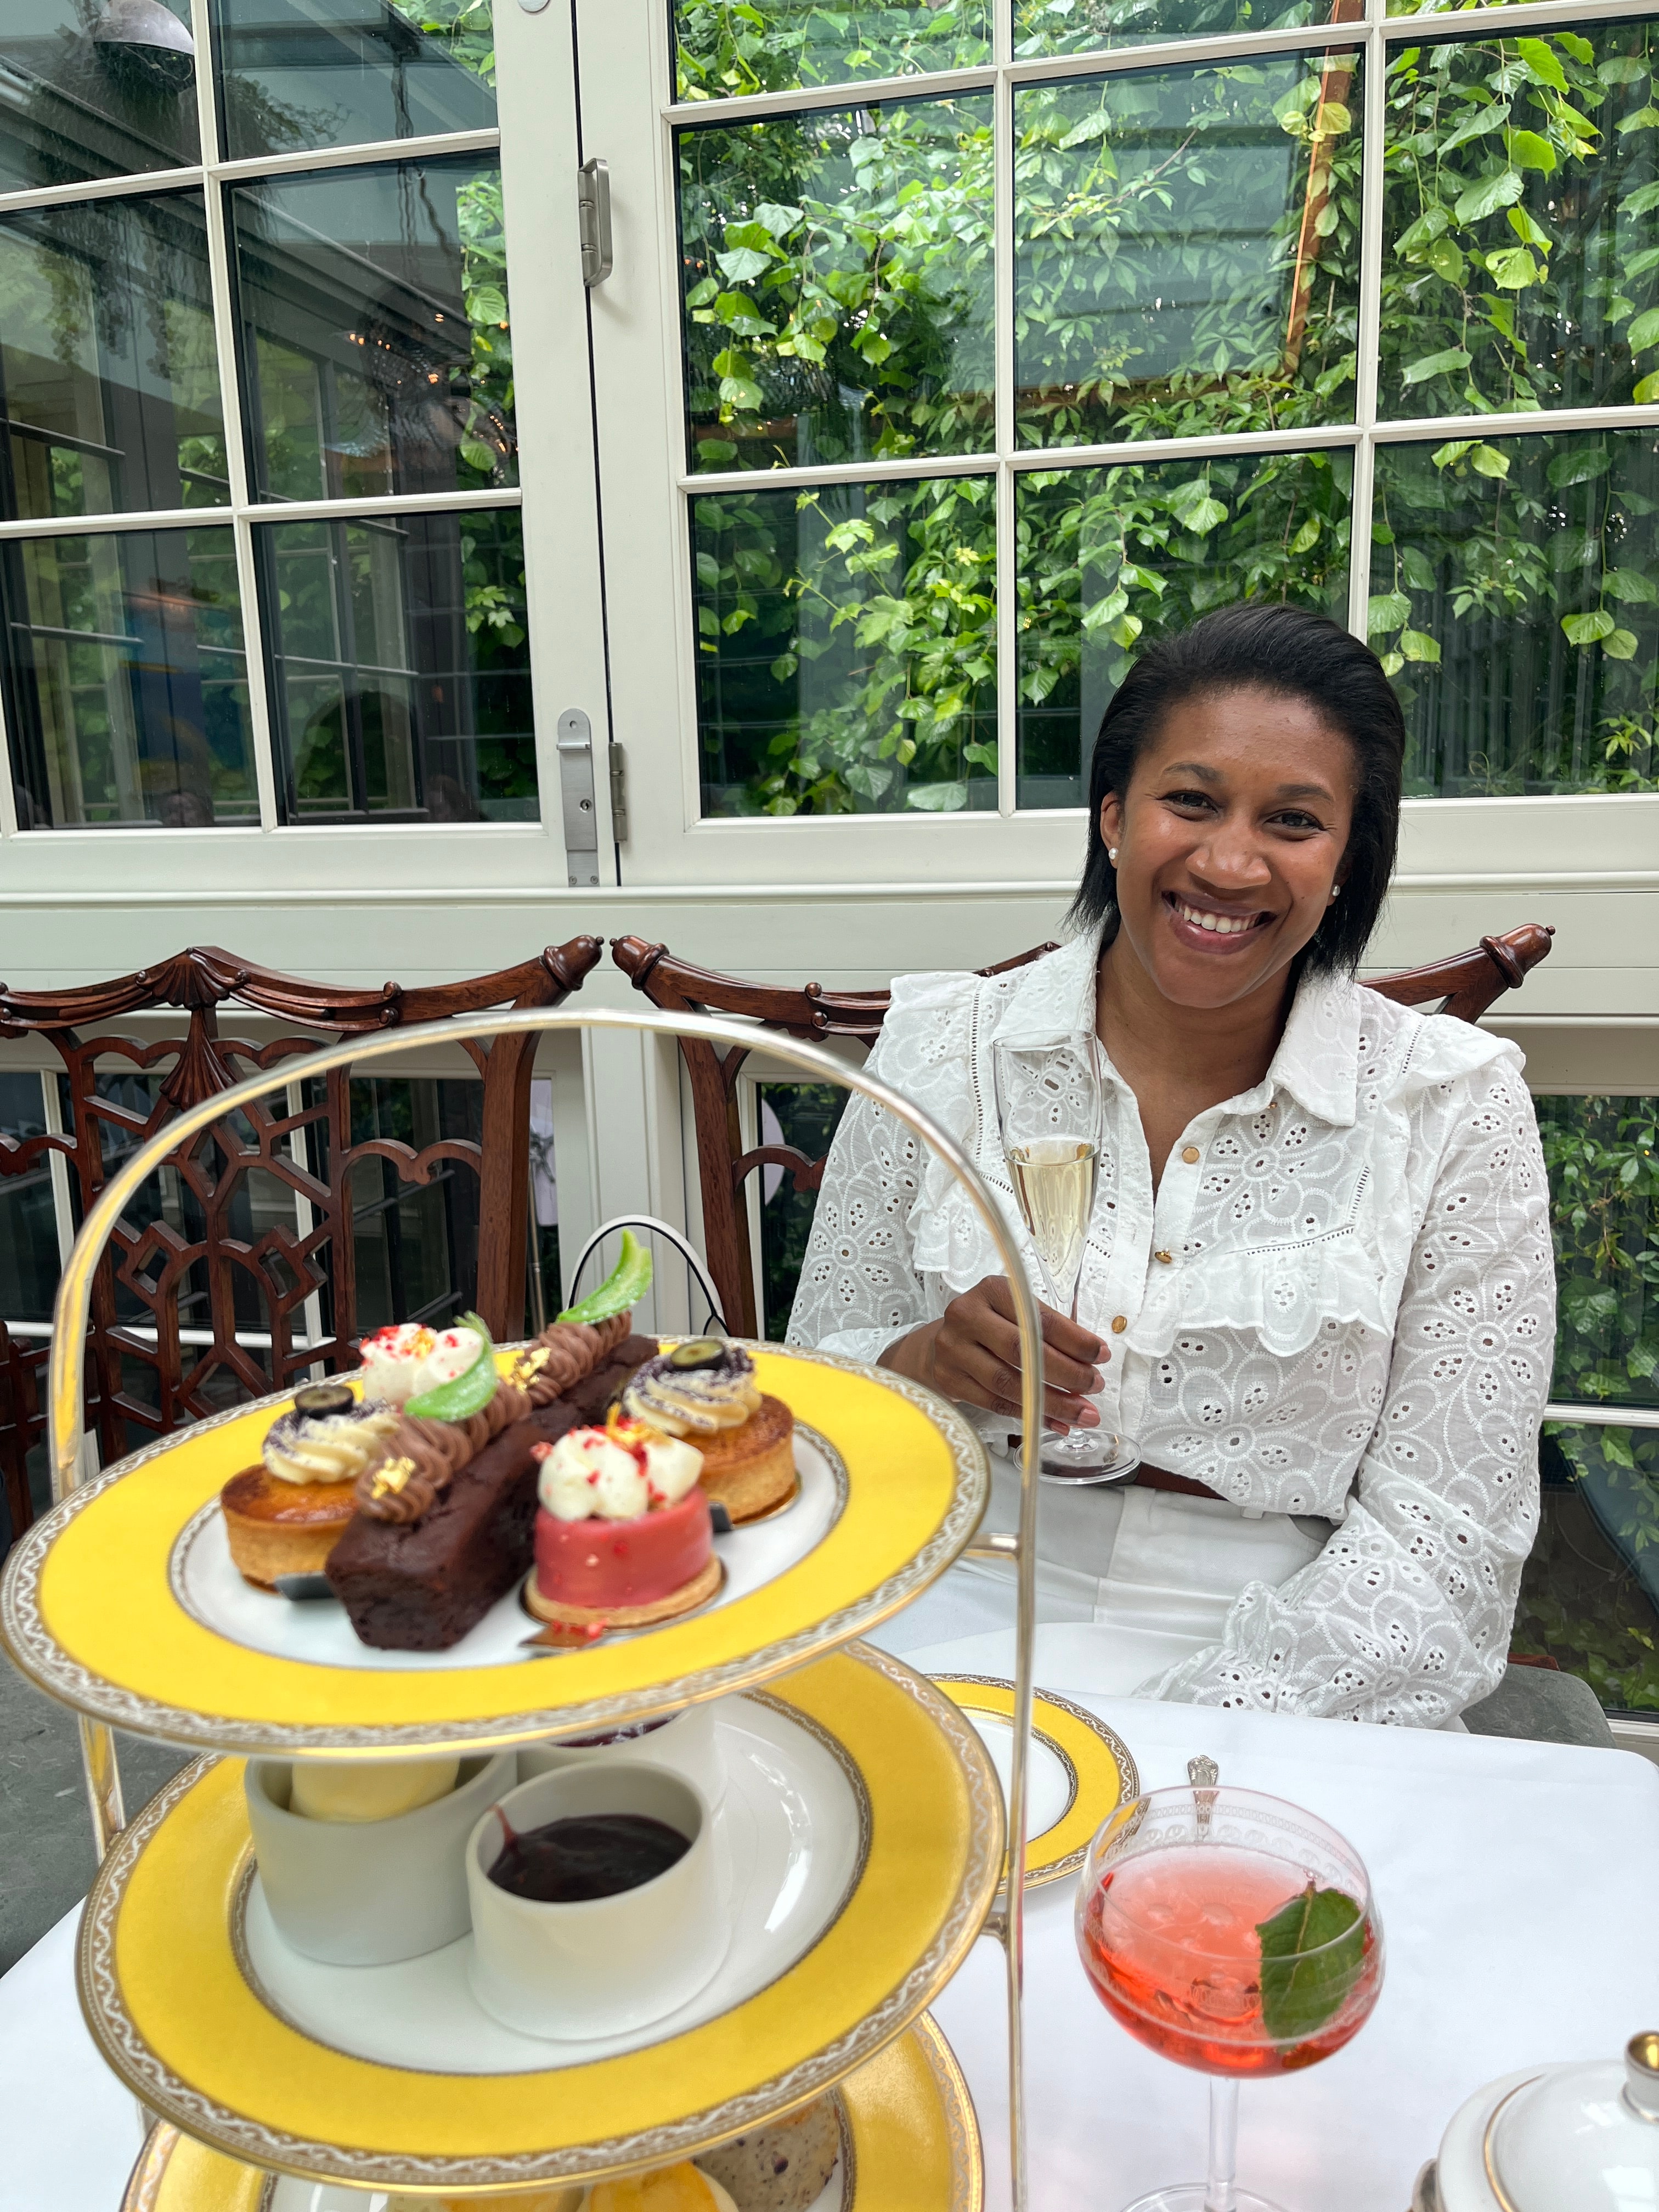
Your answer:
[49,1001,1045,2212]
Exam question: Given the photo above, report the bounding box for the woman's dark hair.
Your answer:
[1069,601,1404,978]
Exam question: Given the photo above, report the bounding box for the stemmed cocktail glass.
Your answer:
[992,1031,1138,1483]
[1075,1774,1384,2211]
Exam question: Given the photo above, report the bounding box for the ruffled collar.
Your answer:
[988,930,1361,1130]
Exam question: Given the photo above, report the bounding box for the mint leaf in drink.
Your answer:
[1255,1882,1365,2044]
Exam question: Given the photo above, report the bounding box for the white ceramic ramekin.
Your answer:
[246,1752,516,1966]
[517,1697,727,1809]
[465,1762,727,2039]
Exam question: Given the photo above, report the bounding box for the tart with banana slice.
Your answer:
[621,1341,796,1524]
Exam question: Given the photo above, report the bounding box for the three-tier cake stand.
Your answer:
[2,1006,1069,2212]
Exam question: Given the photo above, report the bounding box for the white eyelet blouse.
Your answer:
[786,930,1555,1726]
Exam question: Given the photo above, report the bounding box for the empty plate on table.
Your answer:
[931,1675,1138,1888]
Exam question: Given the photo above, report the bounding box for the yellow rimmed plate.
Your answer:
[81,1645,1000,2196]
[120,2013,980,2212]
[2,1345,987,1754]
[930,1677,1138,1889]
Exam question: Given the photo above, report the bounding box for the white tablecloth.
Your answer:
[5,1621,1658,2212]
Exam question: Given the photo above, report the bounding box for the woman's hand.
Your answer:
[879,1276,1108,1433]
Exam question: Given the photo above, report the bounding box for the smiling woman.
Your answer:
[789,602,1555,1729]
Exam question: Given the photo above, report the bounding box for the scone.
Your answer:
[697,2098,841,2212]
[221,1382,400,1588]
[622,1342,796,1523]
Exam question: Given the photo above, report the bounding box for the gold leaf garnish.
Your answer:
[370,1456,415,1499]
[512,1346,551,1384]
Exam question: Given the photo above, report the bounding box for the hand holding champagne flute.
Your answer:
[992,1032,1139,1483]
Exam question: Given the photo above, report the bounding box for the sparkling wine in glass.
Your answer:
[1075,1778,1384,2211]
[992,1032,1137,1482]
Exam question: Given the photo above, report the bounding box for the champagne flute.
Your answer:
[991,1033,1138,1483]
[1075,1775,1385,2211]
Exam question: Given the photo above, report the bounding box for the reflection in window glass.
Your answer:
[692,475,996,816]
[1015,448,1350,805]
[232,155,515,502]
[1381,23,1659,420]
[0,1074,61,1327]
[680,97,992,472]
[346,1076,483,1331]
[214,0,495,161]
[1537,1094,1658,1412]
[0,193,226,522]
[757,1083,847,1339]
[1370,430,1659,796]
[2,527,257,829]
[0,0,199,193]
[1015,55,1361,449]
[1013,0,1347,59]
[674,0,989,101]
[260,505,535,822]
[1514,1093,1658,1713]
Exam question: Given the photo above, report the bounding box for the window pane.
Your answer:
[260,504,536,822]
[680,96,993,473]
[0,194,227,522]
[1381,22,1659,420]
[2,527,257,830]
[1013,0,1347,61]
[1516,1421,1659,1714]
[1514,1096,1657,1714]
[214,0,496,160]
[0,1075,60,1325]
[1370,430,1659,797]
[346,1076,483,1331]
[1015,448,1351,805]
[674,0,990,101]
[1015,55,1361,450]
[0,1,199,191]
[232,155,514,502]
[1538,1094,1658,1413]
[693,475,997,816]
[757,1082,848,1339]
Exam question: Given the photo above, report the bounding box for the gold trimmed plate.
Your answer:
[2,1345,988,1754]
[82,1645,1001,2195]
[121,2011,980,2212]
[930,1676,1138,1889]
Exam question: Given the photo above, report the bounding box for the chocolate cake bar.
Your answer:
[326,1335,660,1651]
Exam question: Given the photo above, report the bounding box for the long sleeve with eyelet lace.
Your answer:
[786,932,1555,1725]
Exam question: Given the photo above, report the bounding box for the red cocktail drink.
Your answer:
[1079,1842,1382,2078]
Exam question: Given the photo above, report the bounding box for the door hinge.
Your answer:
[556,707,600,887]
[608,743,629,844]
[578,157,612,287]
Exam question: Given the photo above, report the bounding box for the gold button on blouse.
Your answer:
[1154,1250,1173,1264]
[1181,1144,1200,1164]
[1111,1314,1128,1333]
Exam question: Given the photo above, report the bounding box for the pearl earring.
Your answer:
[1328,885,1342,902]
[1108,847,1119,865]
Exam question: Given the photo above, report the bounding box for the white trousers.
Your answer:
[873,1456,1328,1699]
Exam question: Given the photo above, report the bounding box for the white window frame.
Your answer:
[572,0,1659,907]
[0,0,618,897]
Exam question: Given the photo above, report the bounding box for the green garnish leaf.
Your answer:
[404,1313,499,1421]
[557,1228,653,1325]
[1256,1882,1365,2044]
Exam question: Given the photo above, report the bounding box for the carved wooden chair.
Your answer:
[0,937,602,1545]
[611,925,1556,1338]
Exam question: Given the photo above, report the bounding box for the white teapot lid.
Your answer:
[1487,2034,1659,2212]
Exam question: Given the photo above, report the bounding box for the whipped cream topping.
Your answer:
[623,1345,760,1437]
[358,1322,487,1405]
[534,1420,703,1522]
[262,1400,401,1486]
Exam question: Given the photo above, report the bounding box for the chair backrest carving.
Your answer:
[0,937,601,1544]
[611,924,1555,1340]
